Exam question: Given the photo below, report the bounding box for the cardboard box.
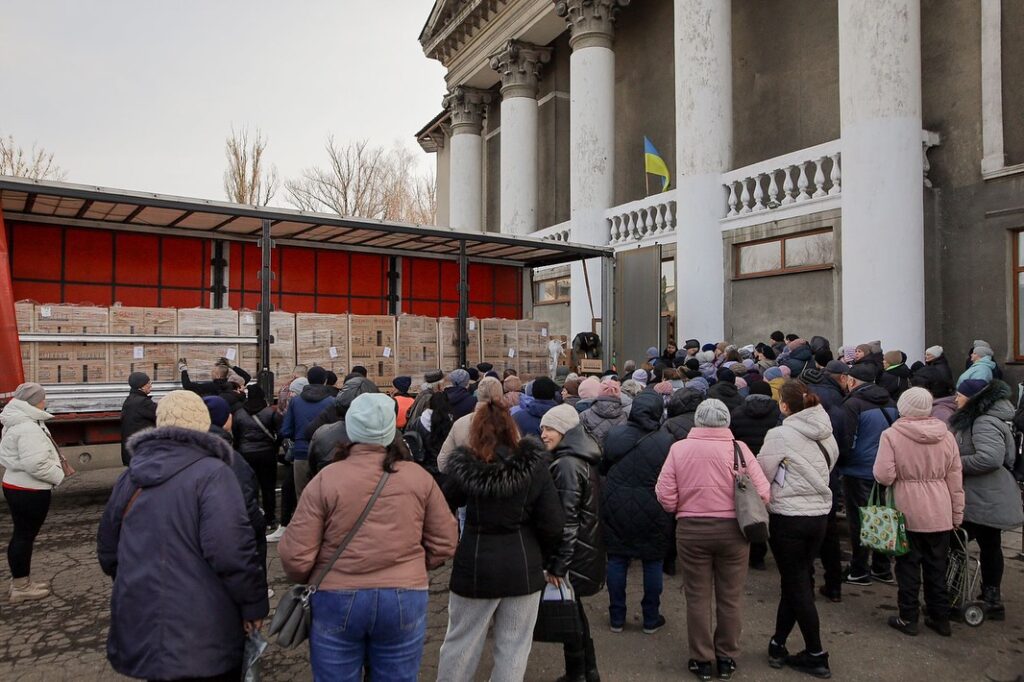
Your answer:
[109,306,178,336]
[34,341,109,384]
[516,320,552,381]
[578,358,603,376]
[438,317,481,370]
[349,315,397,387]
[34,304,109,334]
[480,318,519,375]
[177,343,240,382]
[238,310,296,359]
[109,343,179,383]
[396,315,439,380]
[20,343,34,383]
[15,301,34,333]
[177,308,239,337]
[296,313,349,375]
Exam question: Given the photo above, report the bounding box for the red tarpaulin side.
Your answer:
[0,203,25,397]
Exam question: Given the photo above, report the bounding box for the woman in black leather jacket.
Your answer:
[231,385,281,530]
[540,404,605,682]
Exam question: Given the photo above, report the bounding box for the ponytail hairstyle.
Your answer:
[778,379,821,415]
[468,377,519,463]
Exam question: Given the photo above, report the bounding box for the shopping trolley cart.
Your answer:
[947,527,986,626]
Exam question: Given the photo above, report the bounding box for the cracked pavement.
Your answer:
[1,470,1023,681]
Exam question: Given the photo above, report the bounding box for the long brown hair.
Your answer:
[332,437,410,473]
[778,379,821,415]
[468,380,520,463]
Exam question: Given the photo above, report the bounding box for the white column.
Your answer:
[839,0,924,355]
[674,0,731,343]
[444,86,491,233]
[491,40,551,236]
[981,0,1005,174]
[558,0,626,337]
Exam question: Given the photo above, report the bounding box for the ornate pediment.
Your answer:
[420,0,512,65]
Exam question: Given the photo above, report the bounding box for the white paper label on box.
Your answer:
[468,321,477,331]
[508,348,516,358]
[226,347,237,361]
[133,346,145,360]
[329,346,339,359]
[383,347,392,358]
[40,306,52,318]
[541,328,548,337]
[243,313,255,325]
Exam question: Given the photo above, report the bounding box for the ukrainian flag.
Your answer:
[644,136,671,192]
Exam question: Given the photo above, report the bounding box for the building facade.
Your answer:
[415,0,1024,380]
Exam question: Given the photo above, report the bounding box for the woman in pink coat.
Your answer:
[656,399,770,681]
[873,387,964,637]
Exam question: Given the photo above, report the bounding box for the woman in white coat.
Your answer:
[0,383,65,602]
[756,380,837,679]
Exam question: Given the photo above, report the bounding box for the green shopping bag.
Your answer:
[858,483,910,556]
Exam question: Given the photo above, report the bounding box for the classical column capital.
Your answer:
[554,0,630,50]
[489,40,553,99]
[443,86,493,135]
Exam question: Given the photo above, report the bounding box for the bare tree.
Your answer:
[0,134,67,180]
[286,138,436,224]
[223,126,278,205]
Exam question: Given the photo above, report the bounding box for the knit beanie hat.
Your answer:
[702,343,717,352]
[973,346,994,358]
[203,395,231,428]
[764,367,783,381]
[503,375,523,393]
[957,379,989,399]
[344,393,396,447]
[467,368,480,381]
[449,368,470,388]
[694,398,731,428]
[897,387,933,418]
[13,382,45,405]
[779,366,792,377]
[533,377,558,400]
[477,362,494,373]
[156,390,211,432]
[856,343,872,356]
[735,377,748,391]
[476,377,503,404]
[647,346,660,360]
[620,379,644,399]
[973,339,992,351]
[884,350,904,366]
[631,369,649,384]
[748,380,772,397]
[540,403,580,435]
[424,369,444,384]
[654,381,674,395]
[925,345,943,359]
[578,376,602,399]
[392,376,412,394]
[600,380,622,397]
[685,358,700,371]
[128,372,151,390]
[717,367,736,384]
[307,366,328,385]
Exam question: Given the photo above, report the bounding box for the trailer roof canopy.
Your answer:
[0,176,610,267]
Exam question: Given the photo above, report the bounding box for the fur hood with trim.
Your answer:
[444,437,546,499]
[950,380,1014,433]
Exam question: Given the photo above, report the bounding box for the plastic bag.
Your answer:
[244,630,268,682]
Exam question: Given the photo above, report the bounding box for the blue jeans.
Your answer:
[310,588,428,682]
[606,555,663,628]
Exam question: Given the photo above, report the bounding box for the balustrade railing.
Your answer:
[532,220,571,243]
[606,190,677,246]
[722,140,842,218]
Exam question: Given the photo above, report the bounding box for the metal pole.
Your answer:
[387,256,399,315]
[601,255,615,369]
[257,219,274,396]
[458,240,468,369]
[210,241,227,309]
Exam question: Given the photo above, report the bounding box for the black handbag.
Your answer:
[533,580,582,643]
[267,471,390,648]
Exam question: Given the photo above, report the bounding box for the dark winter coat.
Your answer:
[302,377,379,441]
[97,427,268,681]
[662,388,703,441]
[781,342,814,377]
[232,404,280,461]
[119,389,156,465]
[280,383,335,461]
[579,396,628,449]
[853,353,884,382]
[442,438,565,598]
[513,398,558,437]
[446,385,477,421]
[730,395,782,455]
[804,374,845,414]
[600,392,674,560]
[180,366,251,405]
[547,425,605,598]
[708,381,743,411]
[879,363,914,400]
[837,383,898,480]
[209,425,267,564]
[924,355,954,383]
[950,380,1024,530]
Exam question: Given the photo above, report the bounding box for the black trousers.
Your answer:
[895,530,950,622]
[563,597,597,672]
[963,521,1004,589]
[818,476,844,593]
[842,476,892,576]
[242,453,278,528]
[3,487,52,579]
[279,461,296,527]
[768,514,828,653]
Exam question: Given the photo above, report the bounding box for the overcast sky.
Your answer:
[0,0,446,205]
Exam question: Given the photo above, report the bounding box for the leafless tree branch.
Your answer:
[0,134,68,180]
[223,125,278,205]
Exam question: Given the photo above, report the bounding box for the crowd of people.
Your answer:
[1,332,1022,681]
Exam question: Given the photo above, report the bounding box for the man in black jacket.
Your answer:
[120,372,157,466]
[179,357,251,401]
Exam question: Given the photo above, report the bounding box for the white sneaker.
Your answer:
[266,525,286,543]
[268,587,275,599]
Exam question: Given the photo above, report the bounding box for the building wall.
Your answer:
[537,32,572,229]
[1001,0,1024,165]
[731,0,840,168]
[613,0,675,206]
[484,91,502,233]
[435,142,451,227]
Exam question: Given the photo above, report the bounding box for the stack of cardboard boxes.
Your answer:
[396,315,440,383]
[349,315,397,388]
[177,308,241,382]
[480,318,519,376]
[239,310,296,393]
[296,313,349,377]
[439,316,481,372]
[515,320,552,381]
[109,306,179,383]
[28,304,110,384]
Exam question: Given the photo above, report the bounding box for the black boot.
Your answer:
[583,633,600,681]
[556,647,587,682]
[981,585,1006,621]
